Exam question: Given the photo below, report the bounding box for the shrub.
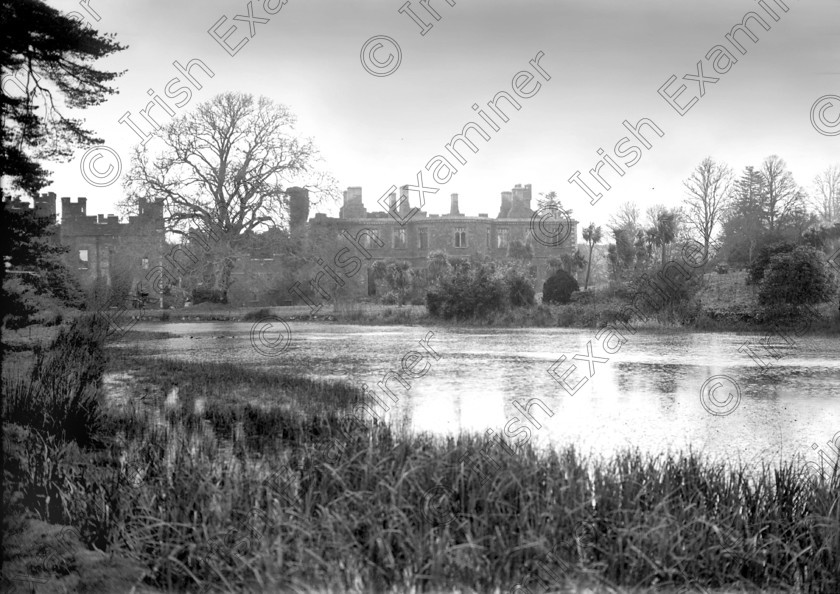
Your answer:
[543,269,579,304]
[748,241,797,284]
[193,286,228,304]
[504,268,535,307]
[242,308,272,321]
[426,263,507,320]
[758,246,836,307]
[380,290,399,305]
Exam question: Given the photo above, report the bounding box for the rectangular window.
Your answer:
[79,249,89,264]
[486,228,490,248]
[141,257,149,270]
[418,227,428,250]
[498,228,509,249]
[361,229,381,249]
[393,228,406,249]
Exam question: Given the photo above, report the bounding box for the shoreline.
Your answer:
[99,302,840,336]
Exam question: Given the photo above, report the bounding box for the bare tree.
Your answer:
[761,155,803,232]
[608,201,640,233]
[682,157,732,255]
[812,165,840,224]
[124,92,336,298]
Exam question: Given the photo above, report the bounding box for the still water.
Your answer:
[119,322,840,467]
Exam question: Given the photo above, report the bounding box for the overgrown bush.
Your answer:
[748,241,798,284]
[426,263,507,320]
[242,307,272,321]
[758,245,836,307]
[372,260,413,305]
[380,290,400,305]
[543,269,579,304]
[503,267,535,307]
[193,286,228,304]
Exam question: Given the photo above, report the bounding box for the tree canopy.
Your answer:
[1,208,81,327]
[1,0,126,195]
[124,92,336,297]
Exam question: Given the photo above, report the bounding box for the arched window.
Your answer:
[455,227,466,248]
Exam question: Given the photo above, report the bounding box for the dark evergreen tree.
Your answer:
[542,269,579,305]
[1,209,82,327]
[1,0,126,194]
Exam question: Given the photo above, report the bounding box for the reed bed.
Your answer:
[10,401,839,593]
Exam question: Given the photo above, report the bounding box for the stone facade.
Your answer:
[2,193,57,220]
[58,195,165,295]
[3,193,167,299]
[5,183,577,307]
[311,184,578,286]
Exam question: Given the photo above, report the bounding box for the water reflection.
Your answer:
[119,322,840,467]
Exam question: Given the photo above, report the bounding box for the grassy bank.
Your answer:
[110,300,840,334]
[110,272,840,334]
[3,320,839,592]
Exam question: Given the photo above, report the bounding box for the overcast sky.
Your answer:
[30,0,840,230]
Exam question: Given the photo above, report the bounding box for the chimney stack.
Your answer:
[450,193,460,215]
[398,186,410,217]
[498,191,512,218]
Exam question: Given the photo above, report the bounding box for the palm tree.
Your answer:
[647,208,678,269]
[582,222,602,290]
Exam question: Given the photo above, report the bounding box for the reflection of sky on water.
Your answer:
[120,322,840,467]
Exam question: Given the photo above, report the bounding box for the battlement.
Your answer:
[61,196,87,220]
[2,192,57,220]
[57,195,164,237]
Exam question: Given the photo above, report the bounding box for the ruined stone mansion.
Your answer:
[3,192,165,300]
[4,183,578,306]
[312,183,578,269]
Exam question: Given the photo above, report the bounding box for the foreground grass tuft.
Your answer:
[3,314,108,446]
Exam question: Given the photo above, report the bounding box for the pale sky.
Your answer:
[24,0,840,231]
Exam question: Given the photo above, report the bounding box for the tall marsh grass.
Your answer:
[77,417,840,592]
[2,314,108,445]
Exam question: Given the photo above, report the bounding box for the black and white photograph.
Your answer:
[2,0,839,592]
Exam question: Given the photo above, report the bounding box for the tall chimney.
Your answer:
[398,186,410,217]
[287,186,310,232]
[498,191,512,218]
[450,193,460,215]
[389,192,397,213]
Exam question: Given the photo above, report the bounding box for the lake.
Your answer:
[116,321,840,468]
